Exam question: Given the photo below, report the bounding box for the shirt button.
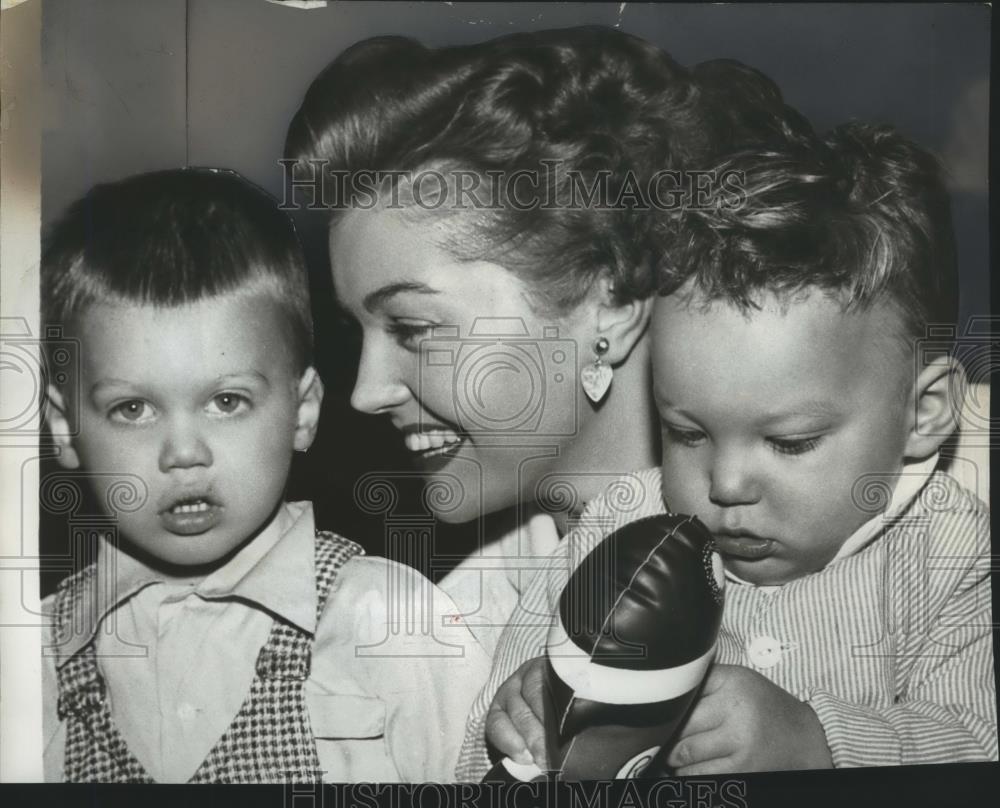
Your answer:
[177,703,197,721]
[747,635,783,669]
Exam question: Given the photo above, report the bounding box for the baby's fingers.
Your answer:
[485,700,534,765]
[486,658,549,767]
[666,728,734,773]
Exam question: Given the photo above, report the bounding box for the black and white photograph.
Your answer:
[0,1,996,805]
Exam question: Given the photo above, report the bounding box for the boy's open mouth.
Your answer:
[159,495,222,535]
[169,498,211,514]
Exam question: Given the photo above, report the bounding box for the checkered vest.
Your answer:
[52,530,363,783]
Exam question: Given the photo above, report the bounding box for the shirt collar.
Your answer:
[723,453,940,588]
[53,501,318,664]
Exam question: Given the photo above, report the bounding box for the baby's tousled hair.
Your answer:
[660,122,958,344]
[42,168,314,370]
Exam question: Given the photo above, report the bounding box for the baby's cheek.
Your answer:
[660,460,704,514]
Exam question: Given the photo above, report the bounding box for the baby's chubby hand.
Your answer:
[667,664,834,774]
[485,656,549,768]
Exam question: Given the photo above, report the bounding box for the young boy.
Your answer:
[474,122,996,775]
[40,168,490,783]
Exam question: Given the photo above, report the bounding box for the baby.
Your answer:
[40,168,489,782]
[478,122,996,774]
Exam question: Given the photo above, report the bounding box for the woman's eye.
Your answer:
[386,321,435,349]
[208,393,251,416]
[663,424,705,447]
[768,435,823,456]
[109,400,154,424]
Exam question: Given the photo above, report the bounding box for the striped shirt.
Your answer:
[455,466,996,778]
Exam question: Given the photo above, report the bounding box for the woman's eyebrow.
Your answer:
[363,281,439,313]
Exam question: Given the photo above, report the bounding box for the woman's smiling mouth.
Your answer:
[402,427,466,458]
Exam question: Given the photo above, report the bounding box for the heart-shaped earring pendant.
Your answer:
[580,361,613,403]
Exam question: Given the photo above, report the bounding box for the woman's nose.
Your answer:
[158,417,213,473]
[708,449,761,507]
[350,336,411,415]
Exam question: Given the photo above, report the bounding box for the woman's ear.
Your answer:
[45,384,81,469]
[904,355,964,460]
[294,367,325,452]
[592,278,654,365]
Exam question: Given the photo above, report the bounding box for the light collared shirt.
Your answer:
[456,461,996,777]
[42,501,491,782]
[439,509,561,658]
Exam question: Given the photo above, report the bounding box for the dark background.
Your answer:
[37,1,991,595]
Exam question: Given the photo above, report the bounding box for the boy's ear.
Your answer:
[44,384,81,469]
[904,355,964,460]
[293,367,324,452]
[592,278,654,365]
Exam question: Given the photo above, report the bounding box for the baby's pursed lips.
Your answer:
[713,526,768,541]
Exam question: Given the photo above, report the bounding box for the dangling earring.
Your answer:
[580,336,612,403]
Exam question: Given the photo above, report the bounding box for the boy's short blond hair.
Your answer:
[42,168,314,371]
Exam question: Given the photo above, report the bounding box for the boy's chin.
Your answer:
[118,531,250,578]
[723,552,841,586]
[721,557,792,587]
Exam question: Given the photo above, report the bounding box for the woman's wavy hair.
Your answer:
[659,122,959,343]
[285,27,812,316]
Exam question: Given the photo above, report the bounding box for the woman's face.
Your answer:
[329,206,590,523]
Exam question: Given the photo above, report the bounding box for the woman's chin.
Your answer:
[414,440,482,522]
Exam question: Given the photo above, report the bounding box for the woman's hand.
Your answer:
[485,656,549,768]
[667,663,834,774]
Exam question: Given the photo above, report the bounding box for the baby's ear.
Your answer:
[44,384,81,469]
[904,354,964,460]
[293,367,324,452]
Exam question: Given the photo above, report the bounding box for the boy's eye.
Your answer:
[663,424,706,447]
[109,400,154,424]
[768,435,823,456]
[386,320,435,350]
[207,393,251,416]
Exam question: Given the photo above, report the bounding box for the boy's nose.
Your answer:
[158,419,212,472]
[708,451,761,506]
[350,337,410,415]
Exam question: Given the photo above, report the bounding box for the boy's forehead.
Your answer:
[651,288,911,398]
[72,294,298,380]
[654,286,908,342]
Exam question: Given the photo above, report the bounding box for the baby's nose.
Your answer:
[708,452,760,506]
